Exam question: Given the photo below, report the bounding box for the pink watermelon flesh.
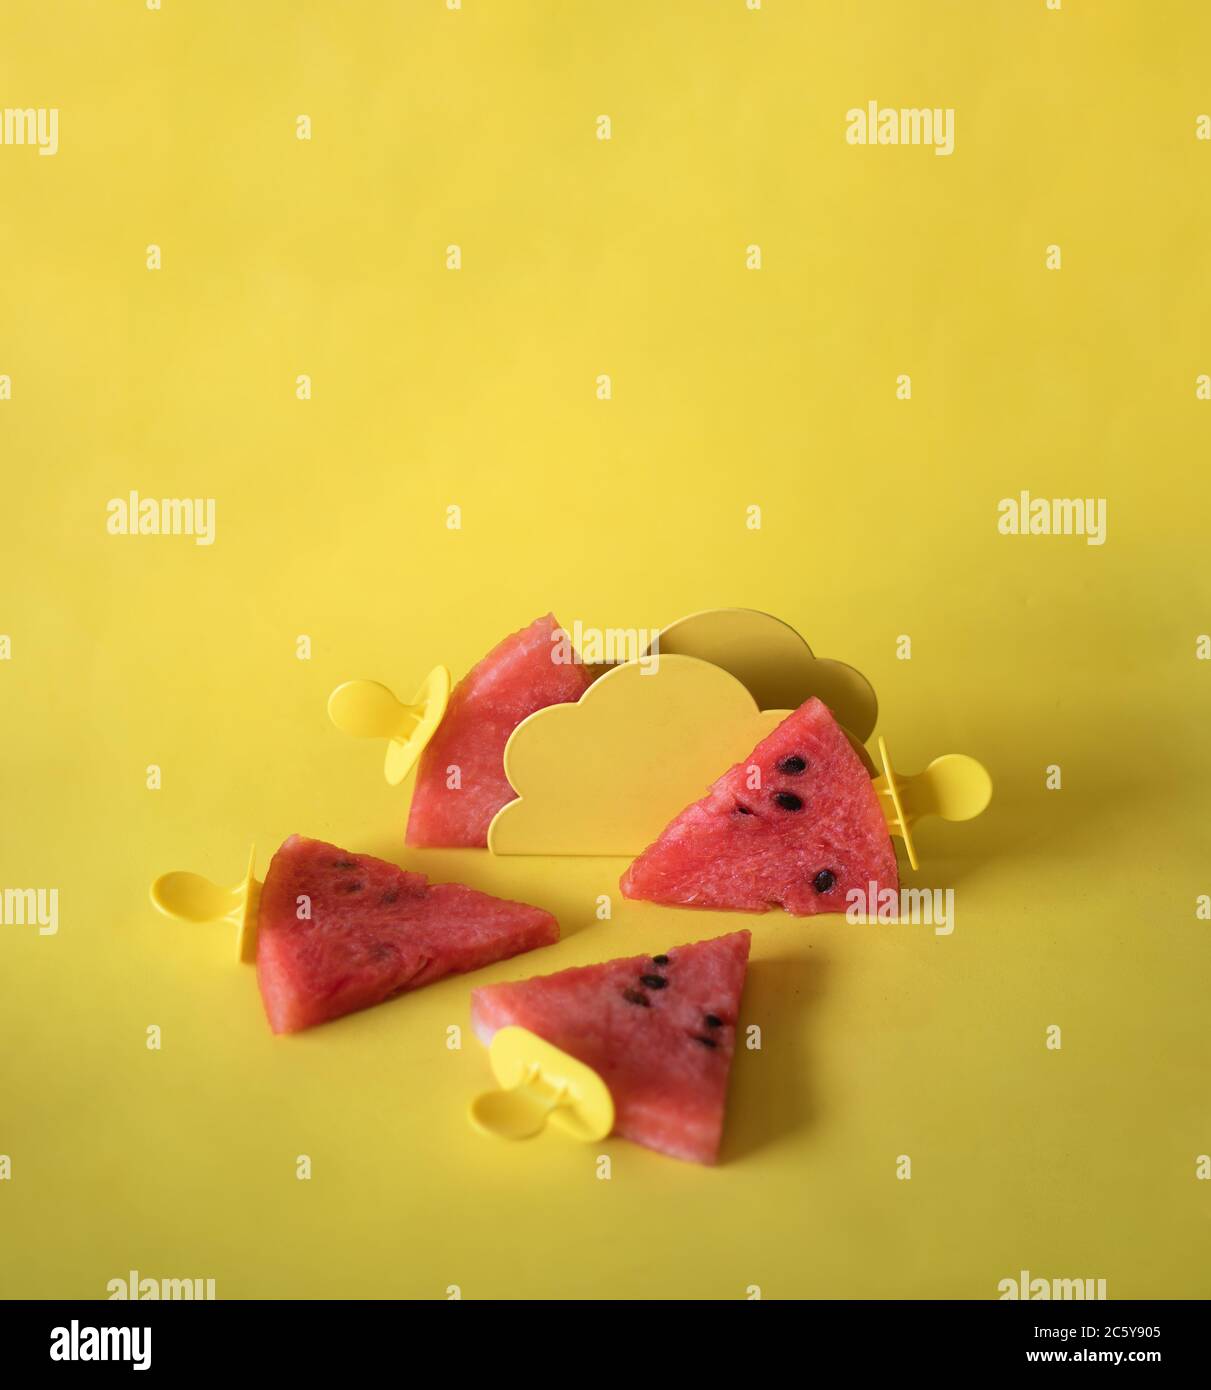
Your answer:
[471,930,750,1164]
[621,697,899,916]
[406,613,597,849]
[256,835,559,1034]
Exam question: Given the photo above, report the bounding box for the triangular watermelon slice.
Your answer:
[621,697,898,916]
[406,614,597,848]
[256,836,559,1033]
[471,931,751,1164]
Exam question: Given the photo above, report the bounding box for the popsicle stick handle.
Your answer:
[328,668,451,787]
[470,1065,569,1141]
[470,1027,613,1145]
[150,871,243,923]
[327,681,416,739]
[149,846,261,964]
[899,755,993,823]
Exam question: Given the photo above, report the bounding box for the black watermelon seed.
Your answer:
[778,755,808,775]
[774,792,803,811]
[622,988,650,1007]
[333,859,357,869]
[652,954,669,966]
[734,804,753,816]
[704,1014,723,1029]
[339,881,364,893]
[640,974,668,990]
[693,1035,718,1049]
[380,890,399,905]
[813,869,837,893]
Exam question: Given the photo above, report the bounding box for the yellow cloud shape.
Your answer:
[650,608,878,742]
[488,655,788,857]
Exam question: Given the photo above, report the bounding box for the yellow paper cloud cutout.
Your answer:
[488,655,788,857]
[650,609,878,742]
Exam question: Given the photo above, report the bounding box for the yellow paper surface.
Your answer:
[1,1,1209,1299]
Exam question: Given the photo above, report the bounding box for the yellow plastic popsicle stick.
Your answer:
[149,845,261,963]
[328,666,450,786]
[873,737,992,872]
[470,1027,614,1144]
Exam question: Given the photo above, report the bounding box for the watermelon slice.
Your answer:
[621,697,898,916]
[406,614,597,849]
[471,931,750,1164]
[256,836,559,1034]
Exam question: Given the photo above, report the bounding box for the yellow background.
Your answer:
[2,0,1209,1299]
